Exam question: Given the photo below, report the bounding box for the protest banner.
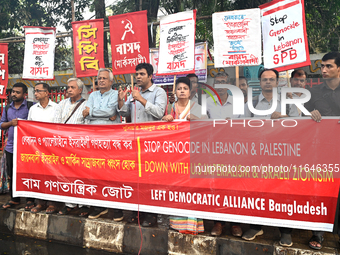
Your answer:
[213,8,261,68]
[157,10,196,76]
[14,119,340,232]
[109,10,149,75]
[22,26,56,80]
[150,42,208,85]
[260,0,311,71]
[0,43,8,99]
[72,19,105,78]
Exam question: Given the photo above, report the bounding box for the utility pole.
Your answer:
[71,0,76,77]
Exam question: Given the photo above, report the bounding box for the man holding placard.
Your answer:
[243,69,299,118]
[83,68,122,220]
[118,62,167,226]
[305,52,340,123]
[303,52,340,249]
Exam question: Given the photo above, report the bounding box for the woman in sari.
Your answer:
[162,77,204,235]
[163,77,202,122]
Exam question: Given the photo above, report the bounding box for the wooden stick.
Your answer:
[235,66,239,87]
[92,77,95,92]
[172,75,177,94]
[286,70,290,87]
[131,73,134,90]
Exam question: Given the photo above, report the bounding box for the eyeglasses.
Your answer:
[98,77,108,81]
[214,80,228,84]
[34,89,47,93]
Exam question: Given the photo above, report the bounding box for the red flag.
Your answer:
[109,10,149,75]
[0,43,8,99]
[72,19,105,77]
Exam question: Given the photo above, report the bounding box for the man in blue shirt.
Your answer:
[83,68,122,220]
[83,68,119,124]
[0,83,31,209]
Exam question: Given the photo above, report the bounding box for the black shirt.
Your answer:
[304,82,340,116]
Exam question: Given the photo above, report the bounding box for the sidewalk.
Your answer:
[0,193,339,255]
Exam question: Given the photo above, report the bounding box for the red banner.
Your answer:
[109,10,149,75]
[14,119,339,232]
[72,19,105,77]
[0,43,8,99]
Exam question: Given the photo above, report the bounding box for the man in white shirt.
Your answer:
[208,72,243,237]
[53,78,89,216]
[207,72,237,119]
[289,69,308,116]
[28,83,57,122]
[28,83,58,214]
[244,69,299,118]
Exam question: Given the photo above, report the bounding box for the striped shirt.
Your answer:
[54,98,88,124]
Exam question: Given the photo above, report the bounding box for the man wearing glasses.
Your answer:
[82,68,121,221]
[28,83,57,122]
[82,68,119,124]
[244,69,299,118]
[206,72,237,119]
[28,83,58,214]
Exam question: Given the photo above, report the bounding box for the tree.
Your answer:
[305,1,340,53]
[0,0,93,73]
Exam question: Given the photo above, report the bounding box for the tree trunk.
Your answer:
[94,0,109,67]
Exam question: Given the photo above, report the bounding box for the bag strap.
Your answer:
[64,99,85,124]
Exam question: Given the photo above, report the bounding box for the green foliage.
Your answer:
[305,1,340,53]
[0,0,92,73]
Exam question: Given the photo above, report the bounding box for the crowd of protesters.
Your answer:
[0,51,340,250]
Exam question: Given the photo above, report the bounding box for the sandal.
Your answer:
[46,205,57,214]
[31,204,45,214]
[280,233,293,247]
[79,207,90,217]
[309,235,324,250]
[25,201,35,211]
[1,201,20,209]
[58,206,73,215]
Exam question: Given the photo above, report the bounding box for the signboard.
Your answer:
[151,42,207,85]
[72,19,105,77]
[109,10,149,75]
[260,0,311,71]
[157,10,196,75]
[213,8,261,67]
[0,43,8,98]
[23,26,56,80]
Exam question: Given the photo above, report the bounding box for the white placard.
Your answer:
[157,10,196,75]
[213,8,261,67]
[260,0,310,70]
[23,27,56,80]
